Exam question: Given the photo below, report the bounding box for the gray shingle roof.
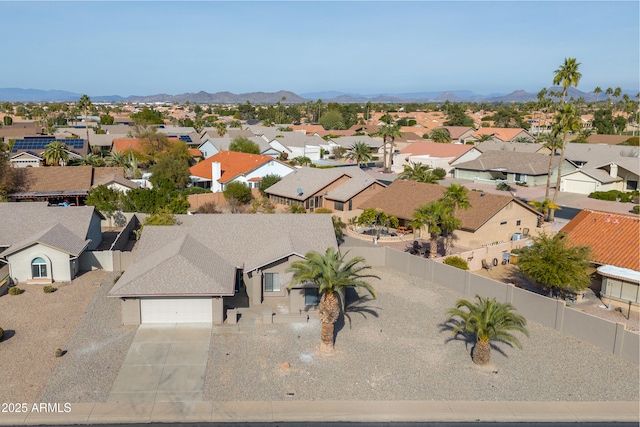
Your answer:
[454,151,561,175]
[476,141,545,154]
[0,203,100,248]
[326,135,382,149]
[108,214,338,297]
[0,223,90,257]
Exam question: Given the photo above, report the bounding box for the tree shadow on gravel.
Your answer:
[0,329,15,342]
[334,288,381,342]
[438,319,511,359]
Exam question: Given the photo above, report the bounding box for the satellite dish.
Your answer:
[297,188,303,196]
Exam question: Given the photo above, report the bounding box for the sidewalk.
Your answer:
[1,400,638,424]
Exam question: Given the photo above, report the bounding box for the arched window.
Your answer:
[31,257,47,278]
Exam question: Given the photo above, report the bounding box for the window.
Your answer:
[334,201,344,211]
[305,288,320,306]
[500,221,507,225]
[515,173,527,182]
[627,180,638,191]
[516,220,521,226]
[348,200,352,210]
[264,273,280,292]
[31,257,47,278]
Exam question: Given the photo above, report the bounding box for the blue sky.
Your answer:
[1,1,638,97]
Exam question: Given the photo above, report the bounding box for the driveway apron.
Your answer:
[108,323,211,403]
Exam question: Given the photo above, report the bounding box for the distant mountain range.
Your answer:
[0,87,635,104]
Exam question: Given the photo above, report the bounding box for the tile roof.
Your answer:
[399,142,474,158]
[112,138,144,153]
[108,214,338,297]
[189,150,279,182]
[454,151,560,175]
[0,203,100,248]
[358,180,537,231]
[473,127,533,142]
[439,126,476,140]
[561,210,640,271]
[585,135,631,145]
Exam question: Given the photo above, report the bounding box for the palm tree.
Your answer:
[553,58,582,104]
[613,87,622,112]
[376,123,402,173]
[105,151,131,169]
[441,183,471,211]
[550,104,581,220]
[593,86,602,106]
[605,87,614,108]
[77,94,92,147]
[539,132,563,201]
[412,201,446,258]
[42,142,69,166]
[70,153,103,167]
[346,141,373,168]
[398,162,438,183]
[476,134,493,143]
[430,128,452,143]
[440,209,462,256]
[445,295,529,365]
[286,247,379,353]
[216,122,227,137]
[528,199,560,222]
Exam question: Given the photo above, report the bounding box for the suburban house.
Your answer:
[393,142,481,174]
[358,180,543,249]
[0,202,103,284]
[475,141,546,154]
[108,214,338,325]
[322,135,383,155]
[561,210,640,312]
[189,150,295,192]
[197,136,278,159]
[432,126,476,144]
[560,143,639,194]
[9,151,43,168]
[452,151,578,187]
[8,166,126,205]
[265,133,327,161]
[265,166,386,219]
[0,122,43,140]
[92,169,138,193]
[470,127,536,143]
[585,134,633,145]
[10,136,89,161]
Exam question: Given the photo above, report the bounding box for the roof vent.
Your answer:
[297,188,303,196]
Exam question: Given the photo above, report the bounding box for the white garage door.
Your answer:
[564,179,597,195]
[140,298,212,323]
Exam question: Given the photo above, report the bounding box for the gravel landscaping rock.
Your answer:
[204,267,639,402]
[40,272,137,403]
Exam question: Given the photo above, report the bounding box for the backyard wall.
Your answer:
[340,244,640,365]
[79,250,134,273]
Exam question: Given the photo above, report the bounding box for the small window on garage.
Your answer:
[264,273,280,292]
[500,221,507,225]
[305,288,320,306]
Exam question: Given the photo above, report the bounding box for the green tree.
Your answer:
[319,110,345,130]
[528,199,560,222]
[0,153,16,201]
[286,247,379,353]
[443,103,474,127]
[215,122,227,137]
[357,208,398,239]
[550,104,581,219]
[398,162,439,184]
[69,153,103,167]
[131,107,164,125]
[229,136,260,154]
[149,142,192,189]
[443,256,469,270]
[553,57,582,104]
[445,295,529,365]
[258,174,282,197]
[42,141,69,166]
[539,132,563,201]
[376,123,402,173]
[412,201,448,258]
[144,206,177,225]
[332,215,347,245]
[77,94,92,146]
[223,181,253,209]
[441,184,471,211]
[136,126,171,159]
[105,151,132,170]
[85,185,121,229]
[430,128,452,143]
[517,232,592,297]
[592,108,616,134]
[100,114,114,125]
[345,141,373,167]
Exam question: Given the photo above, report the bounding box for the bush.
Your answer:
[433,167,447,180]
[196,201,221,214]
[289,204,306,213]
[443,256,469,270]
[8,287,22,295]
[43,286,56,293]
[314,207,333,214]
[589,190,635,202]
[633,205,639,215]
[223,182,252,205]
[496,182,513,192]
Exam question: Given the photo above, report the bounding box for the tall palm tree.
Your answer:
[398,162,438,183]
[553,58,582,104]
[441,183,471,211]
[430,128,452,143]
[593,86,602,107]
[440,209,461,256]
[376,123,402,173]
[42,142,69,166]
[77,94,92,147]
[346,141,372,168]
[286,247,379,353]
[539,132,563,201]
[445,295,529,365]
[605,87,614,108]
[551,104,581,217]
[613,87,622,112]
[412,201,446,258]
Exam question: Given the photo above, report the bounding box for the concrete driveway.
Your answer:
[108,323,211,403]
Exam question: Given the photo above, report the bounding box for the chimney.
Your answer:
[211,161,221,181]
[609,162,618,178]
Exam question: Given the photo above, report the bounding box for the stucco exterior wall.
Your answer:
[121,298,141,325]
[86,211,104,250]
[7,244,73,283]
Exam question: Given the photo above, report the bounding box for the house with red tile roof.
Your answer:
[394,142,481,174]
[189,150,295,192]
[560,209,640,311]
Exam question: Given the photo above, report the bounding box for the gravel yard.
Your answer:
[0,271,105,403]
[204,267,639,402]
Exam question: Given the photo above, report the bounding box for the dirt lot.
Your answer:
[0,270,107,402]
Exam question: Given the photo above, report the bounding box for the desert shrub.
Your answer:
[496,182,513,192]
[443,256,469,270]
[8,287,22,295]
[314,207,333,214]
[289,204,306,213]
[633,205,639,215]
[196,201,221,214]
[588,190,634,202]
[43,286,56,293]
[433,167,447,180]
